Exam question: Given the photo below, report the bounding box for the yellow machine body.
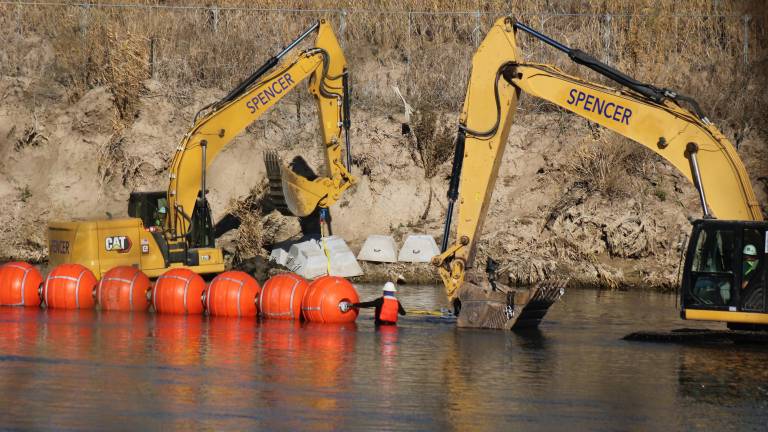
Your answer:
[47,20,354,278]
[48,218,223,279]
[434,17,766,328]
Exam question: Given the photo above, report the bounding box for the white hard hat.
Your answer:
[743,244,758,256]
[383,281,397,293]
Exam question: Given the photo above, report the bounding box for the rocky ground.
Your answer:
[1,71,766,290]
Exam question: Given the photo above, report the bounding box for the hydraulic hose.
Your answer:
[342,70,352,172]
[441,128,466,252]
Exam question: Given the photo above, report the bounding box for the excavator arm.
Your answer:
[434,17,763,327]
[165,20,355,241]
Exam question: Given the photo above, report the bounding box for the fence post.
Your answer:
[15,2,22,36]
[210,5,219,33]
[602,13,612,63]
[406,11,412,97]
[79,1,90,38]
[474,11,481,47]
[742,14,750,65]
[338,9,347,47]
[150,37,157,79]
[79,1,90,83]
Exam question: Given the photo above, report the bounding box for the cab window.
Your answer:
[686,228,736,308]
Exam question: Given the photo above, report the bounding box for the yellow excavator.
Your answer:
[48,20,356,278]
[433,17,766,330]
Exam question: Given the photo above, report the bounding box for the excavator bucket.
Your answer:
[455,279,566,330]
[264,151,325,217]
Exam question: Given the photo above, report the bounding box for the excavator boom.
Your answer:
[167,19,355,239]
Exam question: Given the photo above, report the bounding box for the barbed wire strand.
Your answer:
[0,1,756,18]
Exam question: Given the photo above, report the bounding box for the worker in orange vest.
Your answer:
[350,282,406,325]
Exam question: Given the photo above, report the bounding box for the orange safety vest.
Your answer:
[379,296,399,323]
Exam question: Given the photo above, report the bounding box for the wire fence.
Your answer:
[1,1,766,118]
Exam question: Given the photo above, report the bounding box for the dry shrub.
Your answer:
[566,131,661,198]
[227,182,270,263]
[603,216,657,258]
[106,29,149,121]
[593,264,620,290]
[505,257,558,286]
[97,28,149,186]
[410,109,454,178]
[567,136,628,198]
[14,124,48,151]
[97,118,145,187]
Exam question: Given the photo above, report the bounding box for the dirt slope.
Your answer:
[1,72,766,289]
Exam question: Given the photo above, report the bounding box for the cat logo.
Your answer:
[105,236,132,253]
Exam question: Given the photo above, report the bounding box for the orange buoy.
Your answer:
[95,266,151,312]
[204,271,260,317]
[43,264,97,309]
[259,273,309,320]
[302,276,360,324]
[151,268,205,314]
[0,262,43,307]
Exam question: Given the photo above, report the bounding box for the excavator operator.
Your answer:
[742,244,759,289]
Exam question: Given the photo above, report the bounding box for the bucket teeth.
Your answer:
[263,151,324,217]
[513,280,566,329]
[263,151,292,215]
[455,279,566,330]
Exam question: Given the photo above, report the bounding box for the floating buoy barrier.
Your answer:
[95,266,151,312]
[151,268,205,314]
[259,273,309,320]
[302,276,359,324]
[204,271,260,317]
[0,261,43,307]
[43,264,97,309]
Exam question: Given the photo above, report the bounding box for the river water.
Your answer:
[0,284,766,431]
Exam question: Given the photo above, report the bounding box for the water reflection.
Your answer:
[677,346,768,404]
[0,287,766,430]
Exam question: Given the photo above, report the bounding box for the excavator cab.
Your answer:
[681,219,768,327]
[128,191,167,230]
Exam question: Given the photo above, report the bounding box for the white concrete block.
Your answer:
[357,235,398,263]
[322,236,363,278]
[271,236,363,279]
[398,234,440,263]
[287,240,328,279]
[269,248,289,266]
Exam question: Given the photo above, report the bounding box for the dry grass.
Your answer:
[0,0,765,128]
[566,135,649,198]
[106,29,149,121]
